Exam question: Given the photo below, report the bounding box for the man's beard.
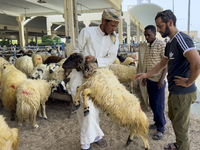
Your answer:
[161,24,170,38]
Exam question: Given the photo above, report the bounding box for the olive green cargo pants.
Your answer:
[168,91,197,150]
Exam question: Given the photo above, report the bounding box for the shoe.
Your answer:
[152,131,164,140]
[149,124,157,129]
[164,143,178,149]
[95,138,107,148]
[82,147,92,150]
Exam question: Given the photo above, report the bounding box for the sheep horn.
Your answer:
[37,69,43,73]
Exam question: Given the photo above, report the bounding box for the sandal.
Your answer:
[164,143,178,150]
[95,138,107,148]
[149,124,157,129]
[152,131,164,140]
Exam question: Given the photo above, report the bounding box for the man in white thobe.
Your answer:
[69,9,121,150]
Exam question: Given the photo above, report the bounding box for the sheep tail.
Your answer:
[16,100,31,124]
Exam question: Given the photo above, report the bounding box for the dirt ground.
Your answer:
[1,82,200,150]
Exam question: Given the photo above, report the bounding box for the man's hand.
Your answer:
[85,55,95,63]
[142,79,147,86]
[135,73,148,81]
[158,79,165,89]
[174,76,189,87]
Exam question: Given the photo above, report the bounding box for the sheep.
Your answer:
[1,63,27,121]
[31,54,43,67]
[113,57,120,64]
[43,55,64,65]
[16,79,59,128]
[0,115,19,150]
[48,63,66,81]
[109,64,137,94]
[117,54,126,62]
[121,57,137,67]
[38,52,51,61]
[15,55,34,77]
[29,64,50,80]
[0,56,8,65]
[57,58,67,66]
[62,53,150,150]
[8,56,17,65]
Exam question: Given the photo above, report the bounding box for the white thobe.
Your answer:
[70,26,118,145]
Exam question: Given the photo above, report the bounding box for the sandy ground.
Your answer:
[1,82,200,150]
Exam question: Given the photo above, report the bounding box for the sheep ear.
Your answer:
[37,69,43,73]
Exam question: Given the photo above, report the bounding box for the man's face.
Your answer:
[104,20,119,35]
[155,17,170,38]
[144,29,156,44]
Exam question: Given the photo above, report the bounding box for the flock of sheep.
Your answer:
[0,49,150,150]
[0,49,69,150]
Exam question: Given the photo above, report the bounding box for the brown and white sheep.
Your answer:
[0,115,19,150]
[62,53,150,150]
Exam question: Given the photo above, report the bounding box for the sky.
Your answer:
[122,0,200,38]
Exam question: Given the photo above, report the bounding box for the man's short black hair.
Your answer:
[155,9,177,26]
[145,25,156,34]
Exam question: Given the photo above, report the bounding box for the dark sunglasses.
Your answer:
[157,11,170,21]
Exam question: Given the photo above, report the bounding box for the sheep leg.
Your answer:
[17,115,23,127]
[130,81,133,94]
[126,132,135,146]
[32,112,39,128]
[139,133,150,150]
[74,85,84,110]
[41,104,47,119]
[38,105,42,118]
[81,88,91,117]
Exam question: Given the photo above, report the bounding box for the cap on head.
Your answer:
[102,9,121,22]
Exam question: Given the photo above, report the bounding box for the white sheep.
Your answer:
[31,54,43,67]
[16,79,59,128]
[29,64,50,80]
[121,57,137,68]
[62,53,150,150]
[0,115,19,150]
[15,55,34,77]
[8,56,17,65]
[109,63,137,93]
[48,63,65,81]
[38,52,51,62]
[1,63,27,121]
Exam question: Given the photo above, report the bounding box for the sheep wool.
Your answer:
[121,57,137,67]
[30,64,50,80]
[109,64,137,93]
[32,54,43,67]
[0,115,19,150]
[16,79,55,128]
[0,57,8,66]
[76,68,150,149]
[15,55,34,77]
[1,63,27,120]
[112,57,120,64]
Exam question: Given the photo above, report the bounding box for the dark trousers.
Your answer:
[147,78,166,133]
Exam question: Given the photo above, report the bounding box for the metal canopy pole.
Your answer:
[187,0,190,35]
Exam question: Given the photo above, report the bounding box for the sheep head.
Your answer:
[62,53,85,71]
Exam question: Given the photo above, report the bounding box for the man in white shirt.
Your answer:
[69,9,121,150]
